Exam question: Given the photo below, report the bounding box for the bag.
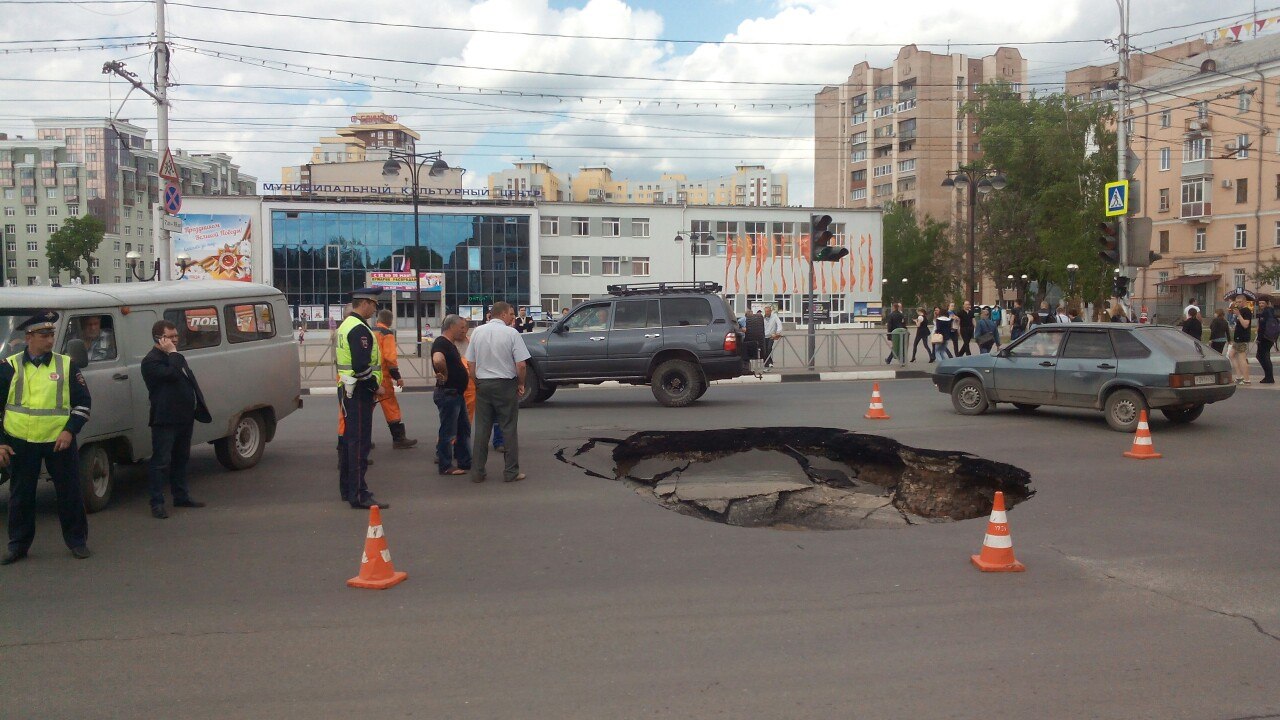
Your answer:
[975,332,995,345]
[929,332,943,345]
[1263,316,1280,342]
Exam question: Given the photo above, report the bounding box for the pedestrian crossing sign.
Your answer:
[1105,180,1130,217]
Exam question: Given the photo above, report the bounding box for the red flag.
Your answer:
[724,233,735,289]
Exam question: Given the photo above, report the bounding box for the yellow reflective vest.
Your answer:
[4,352,72,443]
[335,315,382,388]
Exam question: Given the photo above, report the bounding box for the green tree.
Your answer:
[881,201,956,309]
[45,215,105,281]
[1252,259,1280,289]
[964,84,1116,308]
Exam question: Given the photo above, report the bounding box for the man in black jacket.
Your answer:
[141,320,211,519]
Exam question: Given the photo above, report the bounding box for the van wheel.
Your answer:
[78,443,113,514]
[651,359,705,407]
[1104,389,1147,432]
[1161,403,1204,424]
[215,412,266,471]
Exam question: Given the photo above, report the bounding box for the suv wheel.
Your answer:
[651,359,705,407]
[1104,388,1147,432]
[950,376,990,415]
[518,367,543,408]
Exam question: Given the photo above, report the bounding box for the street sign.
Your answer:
[162,182,182,214]
[1125,148,1142,175]
[1105,180,1129,217]
[160,214,183,232]
[159,148,178,181]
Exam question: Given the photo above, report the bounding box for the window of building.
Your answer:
[1237,178,1248,203]
[689,219,712,256]
[631,218,649,237]
[1196,101,1209,119]
[25,207,36,217]
[541,295,561,314]
[570,294,590,307]
[26,241,37,251]
[113,258,121,269]
[571,256,590,275]
[540,256,559,275]
[4,259,12,269]
[25,224,37,234]
[1158,188,1170,212]
[224,303,276,343]
[1234,268,1247,288]
[1157,230,1170,254]
[631,257,650,276]
[113,241,120,251]
[1235,224,1248,249]
[1237,134,1250,158]
[1159,147,1170,171]
[3,208,12,217]
[602,217,620,237]
[89,258,98,268]
[1274,221,1280,247]
[4,241,12,252]
[1160,110,1171,128]
[124,225,131,236]
[1239,93,1251,113]
[571,217,588,236]
[163,307,222,350]
[1180,180,1207,218]
[1195,228,1206,252]
[601,256,621,276]
[27,259,38,268]
[67,205,78,216]
[1184,137,1209,161]
[851,188,867,201]
[850,111,866,125]
[3,224,13,236]
[45,206,58,216]
[45,188,57,199]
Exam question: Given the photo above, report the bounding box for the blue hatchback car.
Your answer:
[932,323,1237,432]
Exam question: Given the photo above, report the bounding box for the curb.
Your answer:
[299,369,931,395]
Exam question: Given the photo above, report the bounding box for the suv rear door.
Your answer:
[542,301,613,379]
[607,299,661,378]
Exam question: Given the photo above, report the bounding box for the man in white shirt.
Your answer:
[464,301,531,483]
[762,306,783,369]
[1184,299,1201,320]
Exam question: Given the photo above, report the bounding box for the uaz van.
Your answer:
[0,281,302,511]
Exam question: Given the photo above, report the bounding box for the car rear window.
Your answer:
[660,298,712,327]
[1137,326,1208,358]
[1110,330,1152,359]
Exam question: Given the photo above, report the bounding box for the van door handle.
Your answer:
[1097,363,1115,369]
[1039,361,1055,367]
[112,372,129,381]
[589,336,606,342]
[644,333,661,339]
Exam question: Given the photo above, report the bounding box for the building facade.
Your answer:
[1074,36,1280,318]
[487,160,565,201]
[814,45,1026,225]
[0,118,255,286]
[563,164,789,206]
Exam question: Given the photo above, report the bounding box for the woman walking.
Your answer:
[932,305,953,360]
[910,307,933,362]
[975,308,999,353]
[1209,308,1230,354]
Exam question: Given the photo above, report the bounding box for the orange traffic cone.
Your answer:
[1123,410,1162,460]
[863,382,891,420]
[970,491,1025,572]
[347,505,408,590]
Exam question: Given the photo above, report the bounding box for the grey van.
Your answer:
[0,281,302,511]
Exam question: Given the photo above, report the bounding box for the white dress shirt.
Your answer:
[763,313,783,337]
[465,319,531,379]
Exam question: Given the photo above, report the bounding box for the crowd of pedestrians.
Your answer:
[1180,294,1277,385]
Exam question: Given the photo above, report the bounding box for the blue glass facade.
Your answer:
[270,209,531,318]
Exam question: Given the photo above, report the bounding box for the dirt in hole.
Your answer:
[555,427,1033,530]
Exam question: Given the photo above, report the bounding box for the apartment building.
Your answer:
[555,164,788,206]
[1077,35,1280,319]
[814,45,1026,226]
[488,160,566,201]
[1065,39,1210,102]
[0,118,255,286]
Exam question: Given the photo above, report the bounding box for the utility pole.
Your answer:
[1115,0,1131,278]
[154,0,171,280]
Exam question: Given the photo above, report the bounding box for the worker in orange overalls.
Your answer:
[374,309,417,449]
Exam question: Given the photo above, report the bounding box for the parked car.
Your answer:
[520,282,747,407]
[931,323,1236,432]
[0,281,302,511]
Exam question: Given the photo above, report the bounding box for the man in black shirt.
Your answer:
[1255,297,1276,384]
[884,302,905,364]
[956,301,975,356]
[431,314,472,475]
[1180,308,1203,341]
[1230,300,1253,384]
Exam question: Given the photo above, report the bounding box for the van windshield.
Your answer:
[0,309,47,360]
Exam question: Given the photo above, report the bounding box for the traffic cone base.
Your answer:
[864,382,891,420]
[1123,410,1162,459]
[347,506,408,590]
[970,491,1025,572]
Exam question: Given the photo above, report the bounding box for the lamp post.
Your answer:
[1020,274,1028,303]
[941,167,1006,303]
[126,250,159,282]
[174,252,197,279]
[1066,263,1079,298]
[382,149,449,356]
[673,231,711,283]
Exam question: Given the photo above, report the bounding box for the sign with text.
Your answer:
[365,271,446,292]
[171,213,253,281]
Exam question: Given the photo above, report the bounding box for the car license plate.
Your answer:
[1194,374,1216,386]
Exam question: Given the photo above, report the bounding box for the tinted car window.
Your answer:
[1062,331,1114,359]
[1008,329,1065,358]
[1110,330,1153,359]
[660,298,712,327]
[1138,326,1208,358]
[564,303,611,332]
[613,299,659,330]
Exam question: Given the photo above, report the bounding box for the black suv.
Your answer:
[520,282,747,407]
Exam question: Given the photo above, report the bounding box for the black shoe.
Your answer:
[1260,378,1275,384]
[393,438,419,449]
[173,499,206,508]
[151,506,169,519]
[70,546,91,560]
[1,549,27,565]
[350,499,390,510]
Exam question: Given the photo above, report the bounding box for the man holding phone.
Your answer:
[141,320,211,519]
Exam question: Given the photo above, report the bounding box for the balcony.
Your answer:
[895,98,917,113]
[21,196,36,206]
[42,178,57,187]
[1180,201,1212,221]
[1182,159,1212,177]
[1185,117,1211,133]
[64,193,78,203]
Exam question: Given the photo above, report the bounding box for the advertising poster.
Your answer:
[172,214,253,282]
[367,271,417,292]
[419,272,444,292]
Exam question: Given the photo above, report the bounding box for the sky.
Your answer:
[0,0,1271,204]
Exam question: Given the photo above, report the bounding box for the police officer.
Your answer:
[0,311,92,564]
[336,289,389,510]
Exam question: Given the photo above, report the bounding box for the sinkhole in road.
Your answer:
[556,427,1033,530]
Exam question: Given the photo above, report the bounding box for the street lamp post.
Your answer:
[941,168,1006,303]
[673,232,710,283]
[126,251,159,282]
[1067,263,1080,298]
[383,150,450,356]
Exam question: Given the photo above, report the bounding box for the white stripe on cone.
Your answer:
[982,533,1013,549]
[380,549,391,562]
[1134,436,1152,445]
[367,525,384,539]
[989,510,1008,524]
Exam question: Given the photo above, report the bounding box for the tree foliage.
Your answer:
[1253,259,1280,289]
[881,201,955,309]
[45,215,105,280]
[964,84,1116,307]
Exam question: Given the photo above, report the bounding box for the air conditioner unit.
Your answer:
[619,257,631,263]
[1188,120,1203,131]
[1225,141,1238,152]
[1222,179,1234,189]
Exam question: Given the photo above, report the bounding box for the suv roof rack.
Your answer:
[606,281,723,297]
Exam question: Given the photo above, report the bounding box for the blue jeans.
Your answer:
[434,388,472,473]
[933,341,952,359]
[492,422,505,448]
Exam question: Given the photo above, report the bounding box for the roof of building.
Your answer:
[1140,34,1280,89]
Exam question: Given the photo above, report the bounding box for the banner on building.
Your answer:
[172,214,253,282]
[366,271,446,292]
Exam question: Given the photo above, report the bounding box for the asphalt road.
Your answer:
[2,379,1278,719]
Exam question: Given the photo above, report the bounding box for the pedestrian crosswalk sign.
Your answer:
[1105,180,1129,217]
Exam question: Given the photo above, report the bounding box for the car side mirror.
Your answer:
[65,338,89,370]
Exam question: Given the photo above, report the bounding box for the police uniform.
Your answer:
[0,311,92,564]
[336,289,387,509]
[374,319,417,449]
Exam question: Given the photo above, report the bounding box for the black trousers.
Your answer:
[6,437,87,554]
[339,387,375,505]
[957,329,973,356]
[911,331,932,361]
[148,422,194,508]
[1258,338,1275,381]
[763,338,775,366]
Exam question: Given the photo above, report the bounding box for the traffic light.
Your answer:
[1112,274,1130,298]
[810,214,848,262]
[1097,220,1120,265]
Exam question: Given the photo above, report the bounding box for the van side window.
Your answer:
[225,303,277,343]
[164,307,221,350]
[63,314,117,361]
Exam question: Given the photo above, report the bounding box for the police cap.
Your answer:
[18,310,59,333]
[350,287,384,302]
